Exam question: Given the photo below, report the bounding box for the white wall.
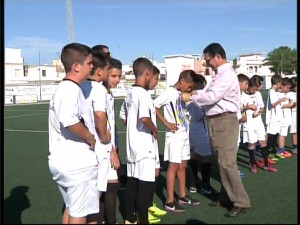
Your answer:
[164,55,195,86]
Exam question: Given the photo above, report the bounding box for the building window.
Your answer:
[249,66,253,73]
[254,66,258,73]
[42,70,46,77]
[15,69,21,77]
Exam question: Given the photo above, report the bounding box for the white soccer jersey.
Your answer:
[241,92,265,131]
[107,92,116,147]
[48,80,98,172]
[81,80,112,159]
[255,91,265,109]
[278,92,292,126]
[125,85,157,163]
[287,91,297,115]
[266,88,283,124]
[153,86,190,138]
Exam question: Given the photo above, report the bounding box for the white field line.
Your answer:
[4,129,166,134]
[4,113,48,119]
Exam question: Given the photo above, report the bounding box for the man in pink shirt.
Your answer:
[182,43,251,217]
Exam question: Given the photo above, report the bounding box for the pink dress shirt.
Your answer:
[190,63,240,116]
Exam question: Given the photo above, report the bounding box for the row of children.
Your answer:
[237,73,297,174]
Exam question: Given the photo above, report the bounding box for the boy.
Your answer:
[124,57,158,224]
[287,77,297,154]
[276,77,294,158]
[120,66,166,224]
[185,75,215,194]
[98,58,123,224]
[266,75,288,160]
[48,43,99,224]
[154,70,201,213]
[81,51,121,223]
[242,78,277,173]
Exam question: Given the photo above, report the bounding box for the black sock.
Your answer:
[248,149,256,165]
[260,146,269,167]
[148,177,158,208]
[105,183,119,224]
[125,177,138,223]
[136,180,155,224]
[200,163,211,185]
[99,193,105,223]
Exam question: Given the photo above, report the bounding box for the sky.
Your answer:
[5,0,297,66]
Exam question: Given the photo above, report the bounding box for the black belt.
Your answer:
[206,112,235,119]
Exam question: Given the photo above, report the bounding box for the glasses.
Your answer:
[205,56,214,64]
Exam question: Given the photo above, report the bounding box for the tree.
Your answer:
[263,46,297,75]
[232,58,240,71]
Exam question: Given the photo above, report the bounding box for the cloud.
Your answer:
[5,37,64,64]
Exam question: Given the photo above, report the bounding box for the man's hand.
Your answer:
[110,147,120,170]
[181,93,192,102]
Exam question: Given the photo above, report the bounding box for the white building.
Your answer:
[5,48,25,85]
[235,53,275,89]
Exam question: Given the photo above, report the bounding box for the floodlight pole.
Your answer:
[39,52,42,102]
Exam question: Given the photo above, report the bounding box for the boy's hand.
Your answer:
[86,134,96,150]
[166,122,178,133]
[110,147,120,170]
[181,93,192,102]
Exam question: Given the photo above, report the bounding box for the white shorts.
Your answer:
[97,159,110,192]
[243,129,266,144]
[127,158,156,182]
[266,122,281,135]
[279,125,289,137]
[164,136,190,163]
[57,169,99,218]
[290,114,297,134]
[108,165,118,181]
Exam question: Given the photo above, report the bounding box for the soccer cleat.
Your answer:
[189,186,198,193]
[149,203,167,217]
[275,153,285,159]
[164,201,185,213]
[178,196,200,205]
[250,164,258,173]
[268,154,279,161]
[255,160,265,168]
[148,212,161,224]
[239,171,246,178]
[282,151,292,158]
[264,165,278,172]
[200,184,213,195]
[268,158,277,164]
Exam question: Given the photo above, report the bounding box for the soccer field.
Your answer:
[3,98,297,224]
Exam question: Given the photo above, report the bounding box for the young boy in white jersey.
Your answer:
[250,75,277,165]
[288,77,297,154]
[48,43,99,224]
[266,75,287,160]
[96,58,123,224]
[124,57,158,224]
[154,70,201,213]
[276,77,294,158]
[242,77,277,173]
[81,51,121,223]
[120,66,166,224]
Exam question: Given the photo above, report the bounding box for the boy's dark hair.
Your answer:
[237,73,249,83]
[290,76,297,90]
[109,58,122,70]
[203,43,226,59]
[281,77,292,86]
[133,57,153,78]
[91,52,109,74]
[61,43,92,73]
[178,70,202,85]
[271,74,282,85]
[153,66,160,75]
[250,74,263,88]
[194,74,207,90]
[92,44,110,59]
